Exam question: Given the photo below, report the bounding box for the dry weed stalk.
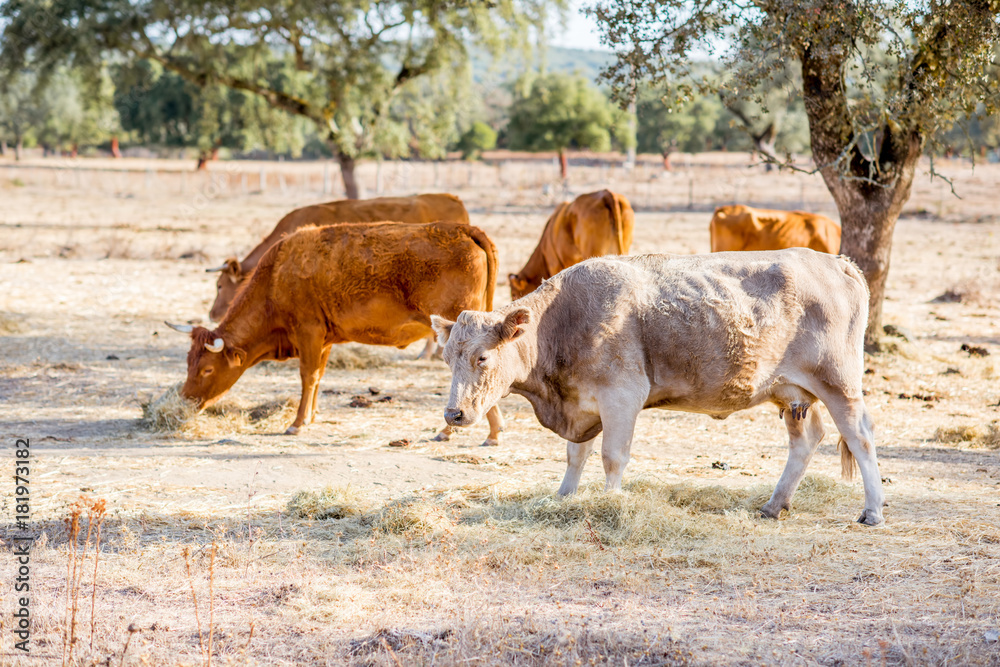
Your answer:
[183,546,207,663]
[208,544,216,667]
[120,623,139,667]
[245,460,262,578]
[61,496,107,666]
[182,543,219,667]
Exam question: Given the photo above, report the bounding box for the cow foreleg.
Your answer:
[761,406,825,519]
[597,388,645,492]
[417,335,438,360]
[557,438,596,496]
[310,346,332,422]
[482,405,505,447]
[287,339,325,435]
[432,425,453,442]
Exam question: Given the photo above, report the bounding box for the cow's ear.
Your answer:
[509,274,527,290]
[226,347,246,368]
[430,315,455,347]
[223,258,242,283]
[499,308,531,342]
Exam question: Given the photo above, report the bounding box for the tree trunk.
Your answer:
[801,44,924,350]
[14,134,22,161]
[337,152,360,199]
[662,149,673,171]
[110,136,122,158]
[0,139,6,156]
[558,148,568,180]
[826,165,918,350]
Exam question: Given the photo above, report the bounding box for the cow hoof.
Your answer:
[284,425,301,436]
[480,438,499,447]
[856,509,884,526]
[759,502,789,520]
[431,431,450,442]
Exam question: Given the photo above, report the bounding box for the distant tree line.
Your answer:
[1,5,997,176]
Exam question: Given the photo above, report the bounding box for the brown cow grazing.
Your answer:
[508,190,635,299]
[168,221,504,444]
[709,205,841,254]
[207,193,470,322]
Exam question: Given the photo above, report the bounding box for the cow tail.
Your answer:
[838,436,856,481]
[603,190,626,255]
[466,225,498,311]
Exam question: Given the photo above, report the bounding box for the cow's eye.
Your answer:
[201,367,214,377]
[476,355,488,366]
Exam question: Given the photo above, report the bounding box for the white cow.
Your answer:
[432,250,885,525]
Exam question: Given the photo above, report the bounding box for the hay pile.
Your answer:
[140,383,197,431]
[935,421,1000,449]
[286,475,858,547]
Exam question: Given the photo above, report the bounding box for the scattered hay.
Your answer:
[243,399,293,423]
[0,311,26,333]
[287,486,372,520]
[190,397,297,437]
[139,383,197,432]
[0,313,26,333]
[930,278,995,307]
[935,422,1000,449]
[326,344,395,370]
[878,337,921,360]
[372,498,455,536]
[436,453,485,465]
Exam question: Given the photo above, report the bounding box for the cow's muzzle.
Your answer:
[444,408,465,426]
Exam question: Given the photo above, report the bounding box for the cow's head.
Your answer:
[206,258,244,322]
[165,321,247,409]
[431,307,532,428]
[508,273,540,300]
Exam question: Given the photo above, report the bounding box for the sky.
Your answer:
[548,1,608,51]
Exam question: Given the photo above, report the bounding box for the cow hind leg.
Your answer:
[761,405,825,519]
[820,395,885,525]
[557,437,596,496]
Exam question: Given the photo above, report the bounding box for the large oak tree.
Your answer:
[1,0,562,198]
[593,0,1000,348]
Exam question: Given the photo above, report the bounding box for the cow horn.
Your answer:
[164,321,194,334]
[205,337,225,353]
[205,264,229,273]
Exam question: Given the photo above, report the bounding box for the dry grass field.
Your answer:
[1,154,999,666]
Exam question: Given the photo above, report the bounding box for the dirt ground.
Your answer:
[1,155,999,666]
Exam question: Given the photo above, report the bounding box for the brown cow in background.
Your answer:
[508,190,634,300]
[169,221,504,444]
[709,205,841,254]
[207,193,470,321]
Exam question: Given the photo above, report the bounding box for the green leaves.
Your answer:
[506,72,626,153]
[1,0,566,163]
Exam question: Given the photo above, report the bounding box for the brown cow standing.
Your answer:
[709,205,841,254]
[508,190,635,299]
[207,193,470,322]
[168,221,504,444]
